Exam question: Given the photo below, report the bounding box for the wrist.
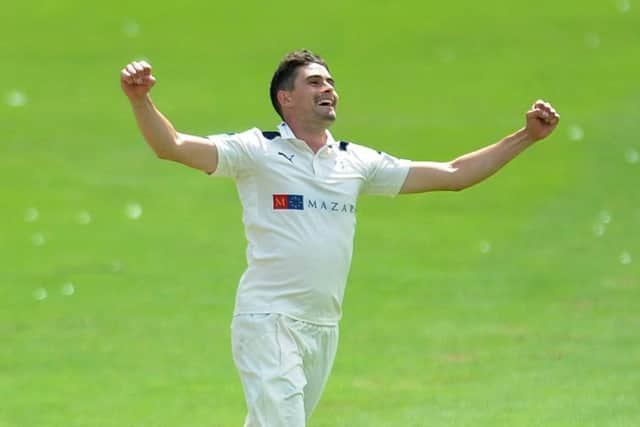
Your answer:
[513,127,535,145]
[129,94,152,109]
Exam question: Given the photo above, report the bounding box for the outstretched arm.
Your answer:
[400,100,560,194]
[121,61,219,174]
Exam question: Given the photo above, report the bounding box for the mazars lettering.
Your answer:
[272,194,356,214]
[306,198,356,214]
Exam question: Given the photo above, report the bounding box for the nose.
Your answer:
[322,84,338,101]
[322,82,334,92]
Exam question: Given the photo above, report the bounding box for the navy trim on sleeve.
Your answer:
[262,131,281,140]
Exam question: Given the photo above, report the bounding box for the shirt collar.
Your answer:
[277,122,338,147]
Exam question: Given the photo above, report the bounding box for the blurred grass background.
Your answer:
[1,0,639,426]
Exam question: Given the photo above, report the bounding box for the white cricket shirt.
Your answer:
[208,122,410,325]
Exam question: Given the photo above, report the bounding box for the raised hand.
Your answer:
[120,60,156,101]
[525,100,560,142]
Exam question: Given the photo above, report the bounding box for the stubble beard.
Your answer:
[315,106,337,125]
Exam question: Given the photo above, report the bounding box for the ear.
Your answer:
[277,90,293,109]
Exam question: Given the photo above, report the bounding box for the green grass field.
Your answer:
[2,0,639,425]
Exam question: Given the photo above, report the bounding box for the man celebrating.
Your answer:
[121,49,559,426]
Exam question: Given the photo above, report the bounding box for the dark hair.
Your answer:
[269,49,330,119]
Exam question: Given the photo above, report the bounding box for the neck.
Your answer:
[284,119,329,153]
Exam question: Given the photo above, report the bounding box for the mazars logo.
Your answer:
[273,194,304,210]
[272,194,356,214]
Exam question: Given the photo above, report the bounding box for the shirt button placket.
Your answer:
[313,148,330,177]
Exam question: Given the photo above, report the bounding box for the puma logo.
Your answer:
[278,152,295,163]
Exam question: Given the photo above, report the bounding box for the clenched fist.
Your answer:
[120,60,156,101]
[525,100,560,142]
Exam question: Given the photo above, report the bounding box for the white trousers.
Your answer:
[231,313,339,427]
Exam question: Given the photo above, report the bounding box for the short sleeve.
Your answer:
[207,128,263,178]
[360,151,411,196]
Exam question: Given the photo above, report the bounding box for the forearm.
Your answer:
[400,101,559,194]
[129,95,179,159]
[449,128,534,190]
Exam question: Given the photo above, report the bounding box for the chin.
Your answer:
[323,111,337,122]
[313,115,336,127]
[313,107,337,122]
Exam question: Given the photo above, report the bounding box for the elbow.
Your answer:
[448,176,476,192]
[451,180,485,192]
[445,182,467,192]
[444,163,467,192]
[152,138,180,161]
[154,148,175,161]
[445,161,483,192]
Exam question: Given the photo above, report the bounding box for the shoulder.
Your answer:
[244,128,284,145]
[208,127,280,145]
[336,138,384,163]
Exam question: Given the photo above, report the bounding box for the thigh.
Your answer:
[281,317,340,420]
[231,314,307,427]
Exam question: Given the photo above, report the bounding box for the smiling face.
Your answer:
[278,63,339,127]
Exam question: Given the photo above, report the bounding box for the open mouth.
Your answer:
[317,99,335,107]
